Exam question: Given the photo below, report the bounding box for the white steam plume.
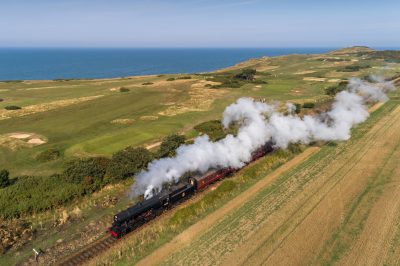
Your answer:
[133,77,395,199]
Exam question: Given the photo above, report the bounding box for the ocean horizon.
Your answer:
[0,47,397,81]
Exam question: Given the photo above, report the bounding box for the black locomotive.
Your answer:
[109,142,274,238]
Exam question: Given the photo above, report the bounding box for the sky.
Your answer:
[0,0,399,48]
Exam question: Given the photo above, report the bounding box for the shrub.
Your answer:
[251,79,268,84]
[106,147,153,181]
[194,120,226,141]
[302,102,315,109]
[119,87,130,92]
[325,81,348,96]
[4,105,21,110]
[234,69,256,81]
[166,78,175,81]
[0,98,3,102]
[337,64,370,72]
[157,134,186,158]
[142,82,154,85]
[176,76,192,80]
[63,157,110,186]
[0,175,84,218]
[36,149,61,162]
[294,103,302,114]
[0,170,10,188]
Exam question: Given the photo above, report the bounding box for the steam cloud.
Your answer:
[132,77,395,199]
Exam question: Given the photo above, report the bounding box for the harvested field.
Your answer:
[135,100,400,266]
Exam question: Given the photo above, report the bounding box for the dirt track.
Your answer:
[136,101,400,266]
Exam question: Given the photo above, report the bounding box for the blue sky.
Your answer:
[0,0,399,47]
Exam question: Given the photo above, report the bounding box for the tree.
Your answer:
[234,69,257,81]
[0,169,10,188]
[63,157,110,185]
[157,134,186,158]
[294,103,302,114]
[325,81,348,96]
[106,147,153,181]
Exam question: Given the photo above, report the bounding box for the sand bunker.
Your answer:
[0,132,47,150]
[294,70,316,75]
[27,138,46,145]
[140,116,159,121]
[328,79,343,83]
[303,77,326,82]
[0,95,104,120]
[252,85,263,91]
[9,133,32,139]
[111,118,135,125]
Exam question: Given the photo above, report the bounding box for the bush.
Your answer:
[119,87,130,92]
[325,81,348,96]
[4,105,21,110]
[157,134,186,158]
[194,120,226,141]
[106,147,153,181]
[337,64,370,72]
[0,98,3,102]
[166,78,175,81]
[294,103,302,114]
[142,82,154,85]
[36,149,61,162]
[63,157,110,187]
[176,76,192,80]
[234,69,256,81]
[251,79,268,84]
[0,175,84,218]
[302,102,315,109]
[0,170,10,188]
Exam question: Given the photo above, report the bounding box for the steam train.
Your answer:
[109,142,274,238]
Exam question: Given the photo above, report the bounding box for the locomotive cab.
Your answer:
[189,177,197,187]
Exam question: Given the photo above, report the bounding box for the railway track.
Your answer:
[57,236,117,266]
[56,194,196,265]
[55,146,273,266]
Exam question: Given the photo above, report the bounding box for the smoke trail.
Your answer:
[133,77,395,198]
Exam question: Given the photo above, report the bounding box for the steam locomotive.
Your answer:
[109,142,274,238]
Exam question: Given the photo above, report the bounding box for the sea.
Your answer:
[0,47,393,81]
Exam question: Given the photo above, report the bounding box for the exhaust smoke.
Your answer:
[132,77,395,199]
